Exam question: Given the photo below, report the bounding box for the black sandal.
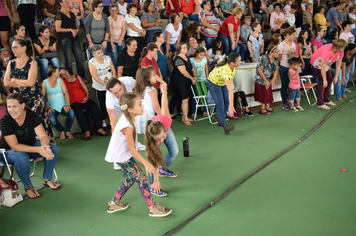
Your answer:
[25,186,40,199]
[266,108,275,113]
[259,109,270,115]
[43,179,61,190]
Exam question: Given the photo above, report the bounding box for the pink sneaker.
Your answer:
[227,115,238,119]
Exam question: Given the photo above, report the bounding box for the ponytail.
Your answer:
[145,120,167,168]
[139,43,158,64]
[216,52,240,67]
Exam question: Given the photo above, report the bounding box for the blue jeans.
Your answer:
[163,42,177,53]
[326,26,337,38]
[203,35,215,50]
[48,107,75,132]
[189,13,200,23]
[206,80,229,125]
[352,28,356,40]
[60,37,85,79]
[38,57,61,82]
[76,18,85,29]
[0,141,58,188]
[279,65,290,105]
[335,64,352,98]
[218,32,238,56]
[148,128,179,184]
[237,42,247,61]
[301,58,310,76]
[145,29,161,45]
[108,40,125,69]
[289,88,300,103]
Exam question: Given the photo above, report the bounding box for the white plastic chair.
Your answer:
[191,83,217,125]
[300,75,317,106]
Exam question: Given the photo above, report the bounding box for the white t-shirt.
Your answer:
[164,23,183,44]
[125,14,143,37]
[340,32,355,44]
[349,13,356,28]
[117,2,127,16]
[141,86,156,113]
[105,114,137,163]
[89,55,112,91]
[106,76,136,119]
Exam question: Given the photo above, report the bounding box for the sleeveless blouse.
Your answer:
[44,78,66,112]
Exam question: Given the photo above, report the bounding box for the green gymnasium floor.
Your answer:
[1,90,355,236]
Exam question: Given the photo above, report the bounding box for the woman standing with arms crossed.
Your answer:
[4,39,53,140]
[278,27,302,110]
[207,52,241,135]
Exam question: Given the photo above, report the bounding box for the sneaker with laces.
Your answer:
[149,202,172,217]
[107,202,129,213]
[150,188,167,197]
[159,169,178,178]
[296,106,304,111]
[113,163,122,170]
[282,104,291,110]
[290,107,298,112]
[244,111,254,116]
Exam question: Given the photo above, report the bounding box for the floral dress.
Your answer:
[10,58,54,141]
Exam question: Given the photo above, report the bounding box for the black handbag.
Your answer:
[40,51,58,59]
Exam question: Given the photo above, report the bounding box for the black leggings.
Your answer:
[95,90,108,120]
[71,100,103,132]
[234,91,248,108]
[17,4,36,40]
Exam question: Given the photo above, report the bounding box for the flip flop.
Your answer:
[266,108,275,113]
[65,132,74,139]
[182,121,192,126]
[259,109,270,115]
[25,186,40,199]
[43,179,61,190]
[317,105,330,109]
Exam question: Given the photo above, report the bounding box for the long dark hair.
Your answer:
[216,52,240,67]
[38,25,50,37]
[139,43,158,64]
[123,37,137,52]
[13,39,33,57]
[297,30,310,45]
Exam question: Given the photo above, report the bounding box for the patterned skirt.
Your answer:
[44,17,56,28]
[134,110,155,134]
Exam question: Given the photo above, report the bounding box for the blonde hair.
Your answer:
[119,92,141,142]
[145,120,168,168]
[233,7,244,16]
[332,38,348,49]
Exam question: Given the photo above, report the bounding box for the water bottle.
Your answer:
[183,137,189,157]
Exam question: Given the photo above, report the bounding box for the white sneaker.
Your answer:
[113,163,122,170]
[137,142,146,151]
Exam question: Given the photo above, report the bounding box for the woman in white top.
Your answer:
[164,13,183,67]
[349,6,356,39]
[88,45,116,126]
[108,4,126,69]
[117,0,127,16]
[125,3,146,55]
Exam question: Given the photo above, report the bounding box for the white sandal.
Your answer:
[318,105,330,109]
[324,101,336,106]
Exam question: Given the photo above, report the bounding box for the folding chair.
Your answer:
[191,82,218,125]
[300,75,317,106]
[0,149,58,193]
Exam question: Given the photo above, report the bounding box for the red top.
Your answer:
[218,15,241,37]
[63,76,89,104]
[141,57,160,89]
[179,0,195,15]
[151,115,172,145]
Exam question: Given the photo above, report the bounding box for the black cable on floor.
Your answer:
[162,96,356,236]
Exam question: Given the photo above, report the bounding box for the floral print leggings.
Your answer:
[113,158,154,207]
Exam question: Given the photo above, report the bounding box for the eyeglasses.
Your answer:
[11,46,22,50]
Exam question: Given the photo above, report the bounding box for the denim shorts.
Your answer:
[289,88,301,102]
[163,42,177,53]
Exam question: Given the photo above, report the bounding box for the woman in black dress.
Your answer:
[173,42,196,126]
[117,37,140,79]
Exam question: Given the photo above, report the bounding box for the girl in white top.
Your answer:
[133,66,162,134]
[164,13,183,67]
[117,0,127,16]
[88,45,116,126]
[104,92,172,217]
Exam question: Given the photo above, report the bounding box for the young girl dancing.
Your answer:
[104,92,172,217]
[146,82,179,197]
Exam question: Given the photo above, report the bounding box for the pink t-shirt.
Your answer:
[311,37,323,51]
[108,15,125,42]
[310,44,344,71]
[278,41,298,67]
[288,68,300,90]
[151,115,172,145]
[68,0,82,14]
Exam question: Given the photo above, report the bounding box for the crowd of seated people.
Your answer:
[0,0,356,200]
